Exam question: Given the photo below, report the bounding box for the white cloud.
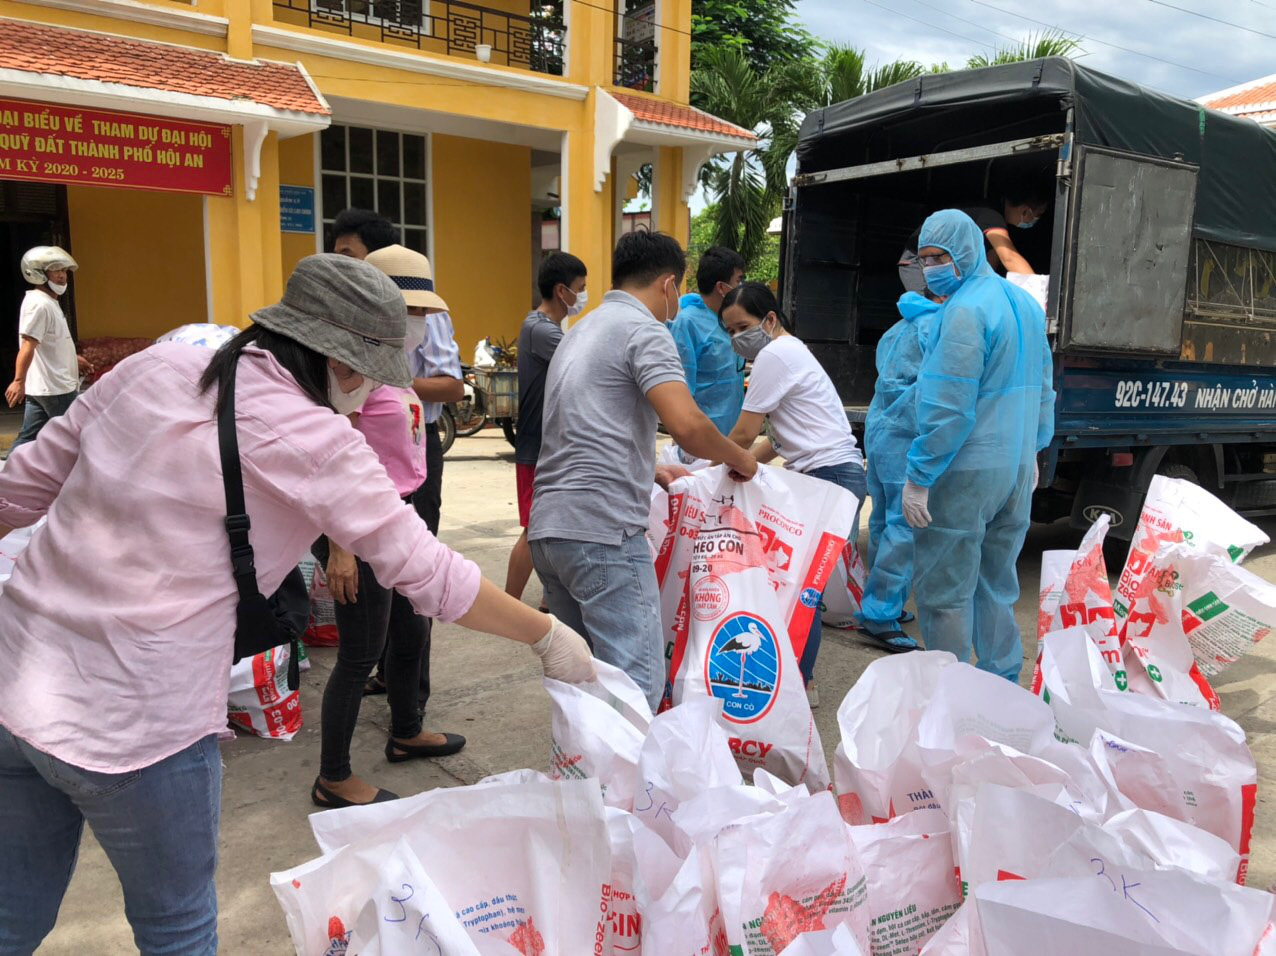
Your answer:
[794,0,1274,100]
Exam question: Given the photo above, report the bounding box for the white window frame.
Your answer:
[317,122,432,258]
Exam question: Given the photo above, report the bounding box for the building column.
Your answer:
[206,128,283,326]
[563,95,618,302]
[566,0,615,88]
[651,145,690,250]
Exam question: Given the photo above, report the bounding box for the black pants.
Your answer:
[314,535,426,782]
[377,422,442,710]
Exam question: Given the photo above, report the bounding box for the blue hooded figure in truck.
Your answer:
[901,209,1056,680]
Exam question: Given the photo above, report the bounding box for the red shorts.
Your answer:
[516,463,536,528]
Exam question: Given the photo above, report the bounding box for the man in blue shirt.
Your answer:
[668,246,746,435]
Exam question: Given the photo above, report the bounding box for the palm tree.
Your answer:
[966,30,1082,69]
[690,46,821,267]
[819,45,927,106]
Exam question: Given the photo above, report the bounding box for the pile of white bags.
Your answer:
[271,475,1275,955]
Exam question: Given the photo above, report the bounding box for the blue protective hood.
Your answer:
[917,209,995,287]
[897,291,941,323]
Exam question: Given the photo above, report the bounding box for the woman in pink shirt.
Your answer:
[0,254,593,955]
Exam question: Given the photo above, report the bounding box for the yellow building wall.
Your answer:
[431,134,531,356]
[66,185,207,338]
[279,133,317,279]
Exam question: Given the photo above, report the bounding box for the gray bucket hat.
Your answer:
[250,254,411,388]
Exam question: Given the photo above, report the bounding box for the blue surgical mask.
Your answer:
[923,262,962,298]
[1015,219,1037,230]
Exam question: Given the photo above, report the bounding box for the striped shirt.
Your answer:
[409,310,462,423]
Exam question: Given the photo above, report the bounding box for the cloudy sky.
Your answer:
[793,0,1274,100]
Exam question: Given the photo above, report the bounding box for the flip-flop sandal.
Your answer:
[898,610,916,625]
[859,628,920,654]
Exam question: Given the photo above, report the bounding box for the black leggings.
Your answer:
[314,539,426,782]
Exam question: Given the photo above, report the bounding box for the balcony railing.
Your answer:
[613,12,655,91]
[275,0,566,76]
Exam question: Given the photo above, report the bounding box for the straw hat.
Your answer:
[251,254,411,388]
[365,244,449,313]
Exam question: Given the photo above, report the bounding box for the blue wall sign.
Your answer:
[280,185,315,234]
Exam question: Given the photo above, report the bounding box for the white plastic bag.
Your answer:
[1029,514,1122,692]
[633,696,742,849]
[1113,475,1267,636]
[848,809,962,954]
[713,791,871,955]
[821,540,866,629]
[781,924,868,956]
[666,466,848,789]
[227,642,302,740]
[833,651,957,825]
[345,837,481,956]
[294,779,611,954]
[1040,630,1258,882]
[603,808,680,956]
[1121,543,1276,710]
[545,660,651,809]
[1004,272,1049,313]
[921,870,1274,956]
[635,845,727,956]
[0,518,42,596]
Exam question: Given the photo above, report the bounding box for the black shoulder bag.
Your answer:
[217,356,310,691]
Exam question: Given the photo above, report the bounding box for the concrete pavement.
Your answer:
[32,429,1276,953]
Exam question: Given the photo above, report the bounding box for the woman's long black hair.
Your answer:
[718,281,794,332]
[198,324,332,412]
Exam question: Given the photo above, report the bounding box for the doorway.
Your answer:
[0,182,71,388]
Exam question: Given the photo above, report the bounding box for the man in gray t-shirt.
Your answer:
[529,232,757,709]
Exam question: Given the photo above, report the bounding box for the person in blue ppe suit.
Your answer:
[668,246,746,436]
[857,291,943,651]
[901,209,1055,681]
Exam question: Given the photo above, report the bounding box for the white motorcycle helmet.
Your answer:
[21,245,78,285]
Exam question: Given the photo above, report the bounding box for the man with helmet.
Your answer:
[6,246,89,450]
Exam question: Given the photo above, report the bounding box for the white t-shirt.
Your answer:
[18,289,78,396]
[742,334,863,473]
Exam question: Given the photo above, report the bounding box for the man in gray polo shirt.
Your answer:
[530,231,758,708]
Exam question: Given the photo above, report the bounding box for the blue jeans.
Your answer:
[801,461,868,684]
[11,391,77,451]
[0,726,221,955]
[531,532,664,710]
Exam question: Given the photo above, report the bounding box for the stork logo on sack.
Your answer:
[705,613,781,723]
[799,587,821,609]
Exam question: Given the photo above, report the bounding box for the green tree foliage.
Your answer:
[687,204,780,291]
[966,30,1082,69]
[690,0,815,80]
[690,46,820,268]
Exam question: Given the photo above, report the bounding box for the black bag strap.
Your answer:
[217,359,258,603]
[217,356,300,691]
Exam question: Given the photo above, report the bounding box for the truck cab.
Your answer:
[783,57,1276,542]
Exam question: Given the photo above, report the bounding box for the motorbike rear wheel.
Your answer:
[438,405,457,455]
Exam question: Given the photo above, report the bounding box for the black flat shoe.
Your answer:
[385,733,467,763]
[310,777,399,809]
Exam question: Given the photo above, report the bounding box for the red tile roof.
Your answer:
[0,18,327,115]
[1200,76,1276,121]
[611,92,756,141]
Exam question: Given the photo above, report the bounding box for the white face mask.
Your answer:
[562,287,588,317]
[47,280,67,296]
[328,367,378,415]
[404,315,427,354]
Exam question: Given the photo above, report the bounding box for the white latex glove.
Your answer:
[531,615,597,683]
[902,479,932,529]
[1033,458,1040,489]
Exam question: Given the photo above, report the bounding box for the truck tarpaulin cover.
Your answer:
[796,57,1276,254]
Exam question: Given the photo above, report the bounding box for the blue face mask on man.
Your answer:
[923,262,963,298]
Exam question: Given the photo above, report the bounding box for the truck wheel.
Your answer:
[1159,463,1199,485]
